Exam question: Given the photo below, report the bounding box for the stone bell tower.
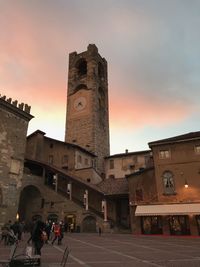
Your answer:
[65,44,110,175]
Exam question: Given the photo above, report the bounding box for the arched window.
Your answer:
[74,84,88,93]
[98,87,105,109]
[98,62,104,78]
[162,171,175,195]
[76,59,87,76]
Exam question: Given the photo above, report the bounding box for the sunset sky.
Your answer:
[1,0,200,154]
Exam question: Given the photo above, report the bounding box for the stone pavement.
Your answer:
[1,233,200,266]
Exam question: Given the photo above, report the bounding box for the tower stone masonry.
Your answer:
[65,44,110,175]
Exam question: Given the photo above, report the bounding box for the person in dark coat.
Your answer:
[31,220,46,256]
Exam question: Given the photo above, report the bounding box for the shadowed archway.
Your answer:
[82,216,97,233]
[18,185,42,222]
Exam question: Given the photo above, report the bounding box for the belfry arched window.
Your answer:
[98,62,104,79]
[77,59,87,76]
[162,171,175,195]
[98,87,105,109]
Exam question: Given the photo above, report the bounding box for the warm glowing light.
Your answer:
[184,180,189,188]
[16,213,19,220]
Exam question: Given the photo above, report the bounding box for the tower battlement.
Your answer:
[0,94,31,114]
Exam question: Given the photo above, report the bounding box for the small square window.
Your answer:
[109,160,114,169]
[159,150,170,159]
[10,159,21,174]
[62,155,68,164]
[78,155,82,163]
[195,145,200,154]
[85,158,89,165]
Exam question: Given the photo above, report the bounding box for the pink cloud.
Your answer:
[109,91,192,130]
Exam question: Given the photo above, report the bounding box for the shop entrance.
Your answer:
[169,215,190,235]
[141,216,162,234]
[64,215,76,232]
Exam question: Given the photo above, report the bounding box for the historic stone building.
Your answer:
[105,149,153,179]
[3,44,200,236]
[128,132,200,236]
[65,44,110,175]
[17,45,133,232]
[0,95,33,227]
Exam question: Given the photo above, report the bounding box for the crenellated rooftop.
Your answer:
[0,94,31,113]
[0,93,34,121]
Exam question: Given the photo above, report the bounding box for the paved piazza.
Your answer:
[1,233,200,266]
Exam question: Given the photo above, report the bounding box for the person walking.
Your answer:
[31,220,46,256]
[51,222,61,245]
[58,221,64,245]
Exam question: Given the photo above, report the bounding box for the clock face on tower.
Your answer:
[73,96,87,111]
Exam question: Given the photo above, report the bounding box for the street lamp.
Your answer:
[184,180,189,188]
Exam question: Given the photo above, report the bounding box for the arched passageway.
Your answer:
[18,185,41,222]
[82,216,97,233]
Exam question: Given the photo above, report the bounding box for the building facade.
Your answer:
[128,132,200,236]
[105,149,152,179]
[0,95,33,227]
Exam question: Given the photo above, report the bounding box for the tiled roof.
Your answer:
[97,178,129,196]
[27,130,96,157]
[105,150,151,159]
[126,167,154,179]
[149,131,200,147]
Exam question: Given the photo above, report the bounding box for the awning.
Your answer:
[135,203,200,216]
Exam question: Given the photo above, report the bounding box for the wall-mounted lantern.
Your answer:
[184,180,189,188]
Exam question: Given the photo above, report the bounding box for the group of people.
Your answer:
[28,220,65,255]
[0,220,25,245]
[0,219,65,256]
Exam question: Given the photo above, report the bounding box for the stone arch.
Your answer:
[82,215,97,233]
[47,213,58,223]
[32,214,42,221]
[18,185,41,223]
